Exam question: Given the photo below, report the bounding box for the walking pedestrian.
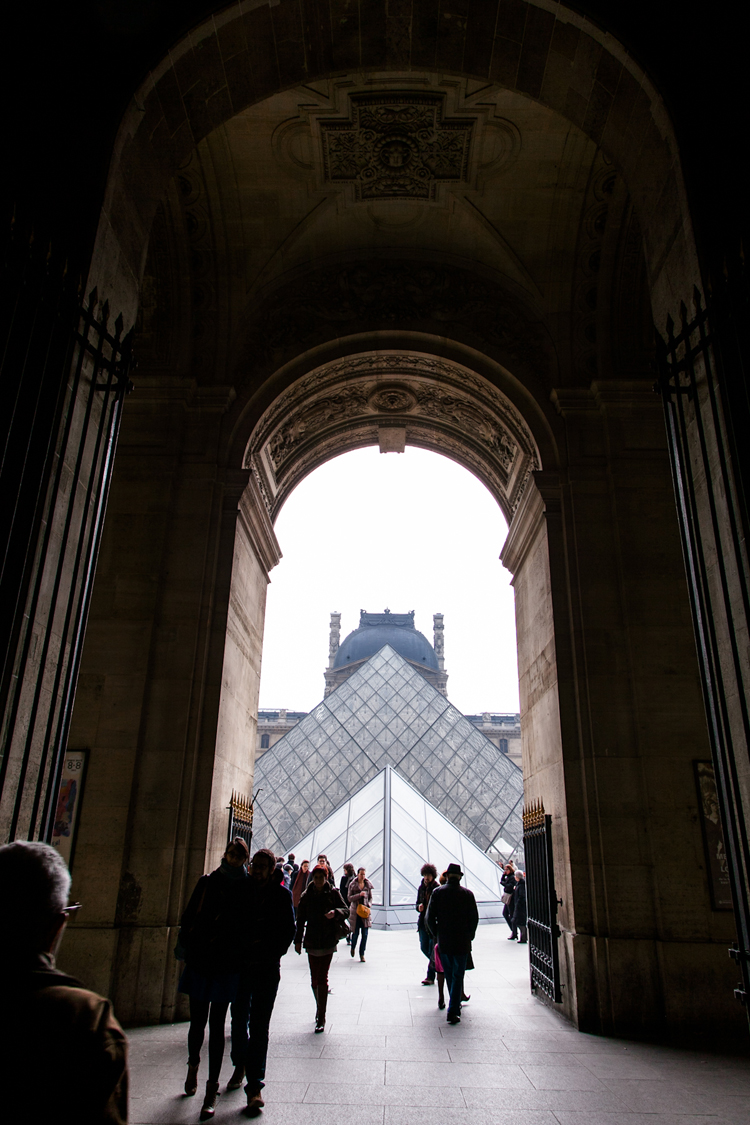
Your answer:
[348,866,373,962]
[425,862,478,1026]
[416,863,438,983]
[291,860,310,911]
[511,870,528,944]
[339,862,355,898]
[294,865,349,1031]
[340,863,355,943]
[176,836,249,1119]
[228,848,295,1116]
[501,862,517,939]
[287,853,299,884]
[0,841,128,1125]
[304,853,334,887]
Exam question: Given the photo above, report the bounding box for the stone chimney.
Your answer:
[328,612,341,668]
[433,613,445,671]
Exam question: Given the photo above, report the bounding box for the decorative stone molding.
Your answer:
[501,471,561,577]
[237,472,282,576]
[245,352,540,520]
[319,93,474,202]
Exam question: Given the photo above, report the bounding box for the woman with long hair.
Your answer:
[291,859,310,913]
[294,864,348,1031]
[176,836,249,1119]
[348,866,373,962]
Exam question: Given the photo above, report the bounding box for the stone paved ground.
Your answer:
[128,926,750,1125]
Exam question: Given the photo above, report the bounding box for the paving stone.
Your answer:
[126,928,750,1124]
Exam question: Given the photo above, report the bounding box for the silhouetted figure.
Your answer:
[425,862,478,1025]
[512,871,528,943]
[0,841,128,1124]
[231,848,295,1116]
[416,862,438,983]
[177,836,249,1119]
[294,865,348,1031]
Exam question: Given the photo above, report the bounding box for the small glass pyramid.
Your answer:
[251,644,523,867]
[288,765,506,927]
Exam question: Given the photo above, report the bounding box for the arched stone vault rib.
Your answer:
[244,352,540,522]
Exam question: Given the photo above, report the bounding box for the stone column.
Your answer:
[60,379,280,1024]
[502,380,742,1039]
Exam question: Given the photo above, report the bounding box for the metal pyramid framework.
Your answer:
[289,765,505,928]
[252,644,523,860]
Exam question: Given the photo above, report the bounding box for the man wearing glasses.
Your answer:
[0,841,128,1123]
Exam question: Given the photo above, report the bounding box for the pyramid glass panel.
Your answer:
[284,766,504,926]
[251,644,523,863]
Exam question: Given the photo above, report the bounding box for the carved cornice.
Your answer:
[237,472,282,575]
[501,471,561,576]
[245,352,540,520]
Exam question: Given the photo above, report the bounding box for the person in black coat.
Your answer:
[176,836,250,1118]
[416,863,438,983]
[511,871,528,944]
[425,862,479,1025]
[339,863,355,942]
[294,865,348,1031]
[500,863,517,939]
[229,848,295,1116]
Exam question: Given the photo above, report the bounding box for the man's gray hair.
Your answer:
[0,841,71,925]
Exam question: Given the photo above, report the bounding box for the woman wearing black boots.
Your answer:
[294,865,348,1031]
[176,836,249,1119]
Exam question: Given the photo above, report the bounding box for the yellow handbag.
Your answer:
[356,903,371,919]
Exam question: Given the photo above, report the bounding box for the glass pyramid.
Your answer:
[251,644,523,864]
[287,765,506,928]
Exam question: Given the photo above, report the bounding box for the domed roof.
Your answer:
[333,611,439,671]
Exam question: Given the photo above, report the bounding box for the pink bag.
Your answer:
[433,943,443,973]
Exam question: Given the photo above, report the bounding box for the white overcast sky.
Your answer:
[258,446,520,715]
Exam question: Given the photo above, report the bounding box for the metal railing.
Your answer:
[227,790,255,852]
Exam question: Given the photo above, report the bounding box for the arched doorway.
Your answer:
[6,3,743,1041]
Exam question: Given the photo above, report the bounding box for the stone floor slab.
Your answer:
[126,927,750,1124]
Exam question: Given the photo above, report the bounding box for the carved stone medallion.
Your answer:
[367,384,417,413]
[320,94,474,201]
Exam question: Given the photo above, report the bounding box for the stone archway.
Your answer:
[48,2,743,1044]
[245,350,539,520]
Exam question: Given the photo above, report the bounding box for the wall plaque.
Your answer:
[51,749,88,868]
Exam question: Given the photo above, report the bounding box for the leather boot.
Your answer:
[315,984,328,1032]
[184,1061,200,1095]
[199,1080,220,1120]
[227,1063,245,1090]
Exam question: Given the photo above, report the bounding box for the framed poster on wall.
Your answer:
[51,750,88,868]
[694,760,733,911]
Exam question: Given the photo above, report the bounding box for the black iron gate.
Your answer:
[656,289,750,1015]
[0,282,133,844]
[523,800,562,1003]
[227,790,255,853]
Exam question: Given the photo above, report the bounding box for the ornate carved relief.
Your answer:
[243,260,551,375]
[320,93,474,201]
[245,353,539,520]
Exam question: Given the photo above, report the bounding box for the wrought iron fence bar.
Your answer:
[657,300,750,1016]
[0,291,95,822]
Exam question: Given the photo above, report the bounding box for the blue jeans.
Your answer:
[230,963,281,1090]
[351,916,369,955]
[418,926,435,980]
[440,952,468,1018]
